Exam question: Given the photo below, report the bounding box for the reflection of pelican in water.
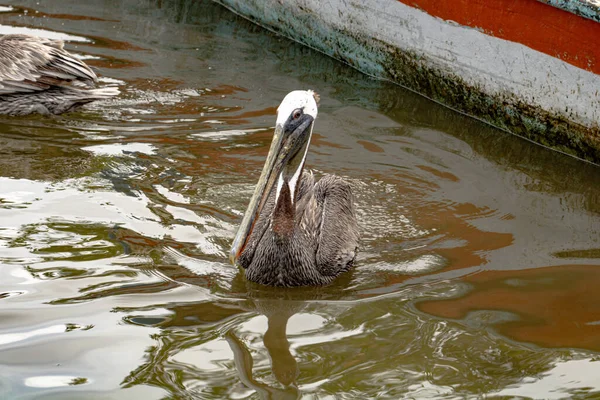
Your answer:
[230,90,359,287]
[0,34,118,115]
[225,299,303,400]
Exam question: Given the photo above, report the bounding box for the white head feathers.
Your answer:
[275,90,319,125]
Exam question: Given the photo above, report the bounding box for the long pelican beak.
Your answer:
[230,124,285,265]
[230,112,316,266]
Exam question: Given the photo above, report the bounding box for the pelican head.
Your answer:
[230,90,319,265]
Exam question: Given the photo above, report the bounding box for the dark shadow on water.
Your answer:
[224,299,304,399]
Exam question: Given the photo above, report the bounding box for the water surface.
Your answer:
[0,1,599,398]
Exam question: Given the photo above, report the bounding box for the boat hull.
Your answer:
[214,0,600,163]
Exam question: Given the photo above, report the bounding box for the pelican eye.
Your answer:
[292,109,302,120]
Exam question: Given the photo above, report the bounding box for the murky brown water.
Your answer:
[1,1,600,398]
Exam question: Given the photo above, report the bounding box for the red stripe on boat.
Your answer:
[399,0,600,74]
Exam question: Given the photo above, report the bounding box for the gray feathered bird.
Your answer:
[0,34,118,116]
[230,90,359,287]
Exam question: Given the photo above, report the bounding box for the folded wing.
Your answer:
[0,34,97,95]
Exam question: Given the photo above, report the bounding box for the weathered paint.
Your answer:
[213,0,600,163]
[538,0,600,22]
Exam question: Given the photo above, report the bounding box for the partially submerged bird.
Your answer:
[230,90,359,287]
[0,34,119,116]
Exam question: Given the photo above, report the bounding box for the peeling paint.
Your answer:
[537,0,600,23]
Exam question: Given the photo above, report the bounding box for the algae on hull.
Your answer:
[381,44,600,163]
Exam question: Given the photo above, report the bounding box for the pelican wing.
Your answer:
[313,174,359,276]
[0,34,97,95]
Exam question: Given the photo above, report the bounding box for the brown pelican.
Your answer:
[230,90,359,287]
[0,34,118,116]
